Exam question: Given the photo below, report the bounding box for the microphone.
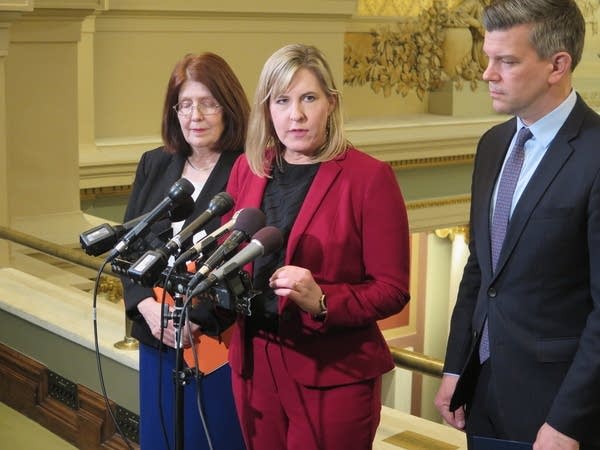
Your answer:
[125,192,234,286]
[172,208,243,267]
[164,191,233,255]
[107,178,194,261]
[188,226,283,298]
[186,208,266,293]
[79,196,194,256]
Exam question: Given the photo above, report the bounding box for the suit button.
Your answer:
[488,288,497,298]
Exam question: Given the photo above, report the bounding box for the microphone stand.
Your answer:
[170,290,188,450]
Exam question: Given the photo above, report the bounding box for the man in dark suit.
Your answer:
[435,1,600,449]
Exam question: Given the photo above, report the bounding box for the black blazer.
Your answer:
[121,147,241,347]
[445,95,600,446]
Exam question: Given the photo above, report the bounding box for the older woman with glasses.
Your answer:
[121,52,249,450]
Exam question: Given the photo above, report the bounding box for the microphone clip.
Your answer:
[193,270,257,317]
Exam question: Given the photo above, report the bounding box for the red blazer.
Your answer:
[225,148,410,387]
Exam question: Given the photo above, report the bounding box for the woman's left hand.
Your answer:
[269,265,323,316]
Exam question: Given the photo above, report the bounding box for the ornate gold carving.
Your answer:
[579,0,600,34]
[580,91,600,108]
[346,0,490,98]
[345,1,448,99]
[349,0,599,99]
[444,0,489,90]
[435,225,470,242]
[357,0,435,17]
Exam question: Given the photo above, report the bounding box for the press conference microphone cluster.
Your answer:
[188,225,283,299]
[172,208,243,267]
[126,192,234,286]
[105,178,195,261]
[79,196,195,256]
[185,207,266,293]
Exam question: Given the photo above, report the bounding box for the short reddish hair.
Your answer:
[161,52,250,156]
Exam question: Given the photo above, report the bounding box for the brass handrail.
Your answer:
[0,225,444,376]
[389,345,443,378]
[0,225,117,276]
[0,225,137,349]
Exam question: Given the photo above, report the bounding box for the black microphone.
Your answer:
[79,196,194,256]
[107,178,194,261]
[186,208,266,293]
[126,192,234,286]
[172,209,243,268]
[188,226,283,298]
[164,191,233,255]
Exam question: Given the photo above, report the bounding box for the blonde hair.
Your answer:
[245,44,348,177]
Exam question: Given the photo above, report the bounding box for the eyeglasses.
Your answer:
[173,100,222,117]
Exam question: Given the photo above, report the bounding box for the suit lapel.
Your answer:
[285,158,342,263]
[150,154,186,238]
[493,99,585,277]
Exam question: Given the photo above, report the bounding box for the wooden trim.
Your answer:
[0,342,138,450]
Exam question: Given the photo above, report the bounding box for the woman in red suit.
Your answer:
[224,43,411,450]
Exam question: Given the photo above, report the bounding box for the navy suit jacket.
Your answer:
[224,148,411,387]
[121,147,241,347]
[445,95,600,446]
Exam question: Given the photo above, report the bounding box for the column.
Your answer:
[6,2,99,244]
[0,1,32,264]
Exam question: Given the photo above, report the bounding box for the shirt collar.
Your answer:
[516,89,577,149]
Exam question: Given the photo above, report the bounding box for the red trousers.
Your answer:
[231,334,382,450]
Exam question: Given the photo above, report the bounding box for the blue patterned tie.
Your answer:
[479,127,532,363]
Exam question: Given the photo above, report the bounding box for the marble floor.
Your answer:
[0,401,77,450]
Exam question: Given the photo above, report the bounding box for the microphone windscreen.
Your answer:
[168,195,195,222]
[234,208,266,237]
[169,178,195,200]
[253,226,283,255]
[209,192,234,215]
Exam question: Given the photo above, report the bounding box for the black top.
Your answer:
[249,159,320,328]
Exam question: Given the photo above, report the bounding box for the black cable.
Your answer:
[177,297,214,450]
[92,258,134,450]
[157,272,174,450]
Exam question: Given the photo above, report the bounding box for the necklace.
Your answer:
[187,157,217,172]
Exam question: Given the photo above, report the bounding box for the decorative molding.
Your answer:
[389,153,473,169]
[80,184,131,201]
[406,195,471,233]
[32,0,106,9]
[406,194,470,211]
[0,0,33,12]
[357,0,429,17]
[100,0,355,16]
[0,342,138,449]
